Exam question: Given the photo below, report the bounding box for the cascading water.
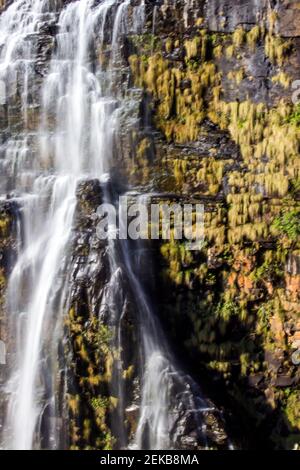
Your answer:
[110,193,220,450]
[0,0,131,450]
[0,0,229,450]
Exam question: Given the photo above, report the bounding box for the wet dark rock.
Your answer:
[62,177,144,449]
[125,404,139,439]
[274,375,295,388]
[171,401,229,450]
[205,0,268,33]
[76,179,103,213]
[35,33,55,76]
[265,351,284,374]
[248,374,264,389]
[166,375,230,450]
[203,410,229,447]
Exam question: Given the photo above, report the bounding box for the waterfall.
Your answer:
[113,194,216,450]
[0,0,229,450]
[1,0,128,450]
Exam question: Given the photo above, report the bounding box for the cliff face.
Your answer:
[123,0,300,449]
[0,0,299,450]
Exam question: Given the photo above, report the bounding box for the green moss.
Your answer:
[129,35,221,143]
[129,33,161,55]
[286,104,300,127]
[291,178,300,196]
[90,396,109,411]
[216,300,239,322]
[284,391,300,430]
[130,22,300,449]
[252,258,284,283]
[209,33,219,47]
[272,209,300,241]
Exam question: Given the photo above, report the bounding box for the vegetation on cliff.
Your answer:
[126,1,300,449]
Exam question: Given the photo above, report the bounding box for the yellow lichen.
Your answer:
[247,25,261,51]
[271,72,291,89]
[233,27,246,48]
[227,68,245,85]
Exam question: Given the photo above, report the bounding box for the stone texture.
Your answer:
[0,0,299,450]
[278,1,300,37]
[205,0,269,32]
[126,0,300,449]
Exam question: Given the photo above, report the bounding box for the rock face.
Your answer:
[58,179,144,450]
[123,0,300,449]
[204,0,300,37]
[0,0,299,450]
[278,1,300,38]
[205,0,269,33]
[0,199,18,444]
